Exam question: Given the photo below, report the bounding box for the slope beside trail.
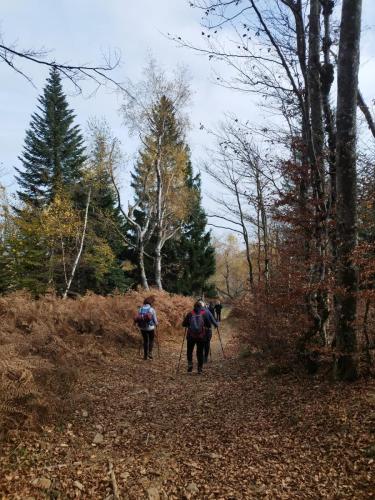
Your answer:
[1,318,374,499]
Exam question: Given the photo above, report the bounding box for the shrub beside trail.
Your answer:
[0,290,192,432]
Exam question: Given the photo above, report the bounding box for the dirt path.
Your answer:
[1,320,374,499]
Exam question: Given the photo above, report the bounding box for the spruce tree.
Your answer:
[16,68,86,207]
[162,161,216,296]
[8,207,50,296]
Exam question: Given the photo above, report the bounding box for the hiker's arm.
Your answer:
[152,309,158,326]
[207,310,218,328]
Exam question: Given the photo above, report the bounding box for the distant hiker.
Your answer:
[214,301,223,322]
[134,297,158,360]
[182,300,218,374]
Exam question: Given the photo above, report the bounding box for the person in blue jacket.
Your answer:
[135,297,158,360]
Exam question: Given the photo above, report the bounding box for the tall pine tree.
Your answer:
[16,68,86,207]
[162,160,216,296]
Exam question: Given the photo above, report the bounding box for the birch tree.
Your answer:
[94,128,155,290]
[121,60,193,289]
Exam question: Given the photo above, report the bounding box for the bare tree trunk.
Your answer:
[233,181,254,289]
[308,0,324,167]
[138,242,149,290]
[154,240,163,290]
[109,156,152,290]
[308,0,330,343]
[321,0,336,215]
[319,0,337,345]
[63,188,91,300]
[260,206,269,287]
[224,251,232,299]
[320,3,337,336]
[283,0,311,261]
[254,166,269,286]
[362,298,372,374]
[334,0,362,380]
[256,206,262,285]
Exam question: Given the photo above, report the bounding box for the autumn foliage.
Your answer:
[0,290,192,431]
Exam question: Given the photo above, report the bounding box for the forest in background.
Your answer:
[0,63,216,298]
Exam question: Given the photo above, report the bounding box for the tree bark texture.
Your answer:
[307,0,330,343]
[334,0,362,380]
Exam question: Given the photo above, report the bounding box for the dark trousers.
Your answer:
[204,330,212,361]
[187,338,205,369]
[141,330,154,358]
[215,310,221,321]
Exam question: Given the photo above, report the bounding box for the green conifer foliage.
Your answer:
[16,68,86,207]
[8,207,50,296]
[75,123,130,294]
[162,161,216,296]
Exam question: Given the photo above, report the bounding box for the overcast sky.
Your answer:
[1,0,375,235]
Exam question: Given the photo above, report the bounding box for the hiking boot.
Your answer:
[187,365,193,373]
[148,353,153,360]
[143,355,148,360]
[198,367,203,375]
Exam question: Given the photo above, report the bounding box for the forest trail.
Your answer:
[1,318,373,499]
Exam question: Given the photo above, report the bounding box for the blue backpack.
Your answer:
[135,307,153,329]
[188,310,206,341]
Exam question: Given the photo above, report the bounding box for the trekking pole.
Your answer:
[176,329,187,373]
[216,326,226,359]
[156,326,160,358]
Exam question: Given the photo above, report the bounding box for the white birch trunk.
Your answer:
[62,188,91,300]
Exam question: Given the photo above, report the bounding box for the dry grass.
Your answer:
[0,290,193,432]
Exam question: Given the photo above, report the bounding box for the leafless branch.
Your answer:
[0,38,124,93]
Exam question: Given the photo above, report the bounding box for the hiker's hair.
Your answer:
[144,296,155,306]
[194,300,204,309]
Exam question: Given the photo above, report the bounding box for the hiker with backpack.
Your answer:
[182,300,218,374]
[134,297,158,360]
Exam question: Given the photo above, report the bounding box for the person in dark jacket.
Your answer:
[134,297,158,360]
[214,301,223,322]
[182,300,218,374]
[208,302,215,317]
